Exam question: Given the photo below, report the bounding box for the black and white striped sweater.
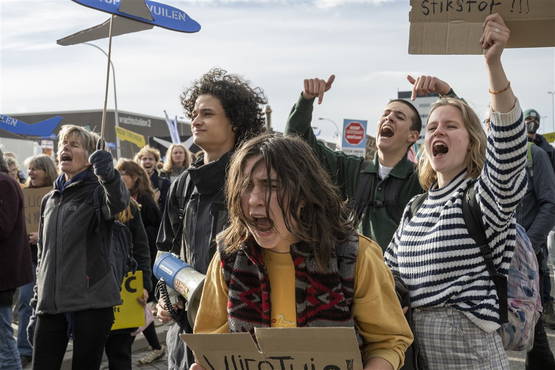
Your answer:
[384,103,527,332]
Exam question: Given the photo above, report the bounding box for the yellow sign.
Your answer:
[543,132,555,144]
[112,271,145,330]
[115,126,146,148]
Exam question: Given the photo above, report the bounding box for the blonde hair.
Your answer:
[57,125,99,158]
[134,146,160,163]
[418,98,487,190]
[24,155,58,188]
[162,144,192,173]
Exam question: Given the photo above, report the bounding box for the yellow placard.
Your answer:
[112,271,145,330]
[543,132,555,144]
[115,126,146,148]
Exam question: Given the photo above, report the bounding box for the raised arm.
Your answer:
[285,75,363,200]
[481,13,515,113]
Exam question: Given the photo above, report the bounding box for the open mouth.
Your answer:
[432,142,449,157]
[249,216,274,233]
[60,153,72,162]
[379,125,394,138]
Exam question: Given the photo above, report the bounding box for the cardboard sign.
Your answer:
[112,271,145,330]
[409,0,555,54]
[182,327,363,370]
[22,187,51,232]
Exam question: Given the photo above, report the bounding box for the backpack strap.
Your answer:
[526,142,534,178]
[353,163,406,223]
[462,183,508,323]
[353,167,376,222]
[408,192,427,221]
[171,173,193,255]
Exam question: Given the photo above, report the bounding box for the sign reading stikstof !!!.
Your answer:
[72,0,201,33]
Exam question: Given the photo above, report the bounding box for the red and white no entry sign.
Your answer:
[344,121,365,145]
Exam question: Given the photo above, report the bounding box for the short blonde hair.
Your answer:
[418,98,487,190]
[162,144,192,173]
[134,146,160,163]
[24,154,58,188]
[57,125,99,158]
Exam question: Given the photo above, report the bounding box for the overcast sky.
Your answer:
[1,0,554,143]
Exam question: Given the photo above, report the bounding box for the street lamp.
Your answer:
[82,42,122,159]
[317,117,340,146]
[548,91,555,133]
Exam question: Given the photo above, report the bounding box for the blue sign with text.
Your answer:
[73,0,201,33]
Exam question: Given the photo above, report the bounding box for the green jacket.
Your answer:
[285,94,423,250]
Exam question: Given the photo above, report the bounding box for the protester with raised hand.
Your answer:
[190,134,413,370]
[156,68,267,370]
[31,125,129,370]
[384,14,525,369]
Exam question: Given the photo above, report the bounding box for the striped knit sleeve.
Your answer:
[477,100,526,270]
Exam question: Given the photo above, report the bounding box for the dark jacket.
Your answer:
[136,193,161,267]
[35,167,129,314]
[516,143,555,253]
[285,94,423,250]
[126,202,153,293]
[157,153,230,274]
[0,173,33,295]
[150,171,171,212]
[530,133,555,172]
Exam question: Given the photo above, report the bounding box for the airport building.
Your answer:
[0,109,192,162]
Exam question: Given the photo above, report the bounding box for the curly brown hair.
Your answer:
[218,134,354,272]
[180,68,267,147]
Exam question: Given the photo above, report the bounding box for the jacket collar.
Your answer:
[54,167,96,192]
[188,151,232,195]
[361,152,416,179]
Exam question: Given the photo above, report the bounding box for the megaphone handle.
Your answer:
[157,280,190,332]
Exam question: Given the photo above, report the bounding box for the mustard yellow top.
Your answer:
[194,235,413,370]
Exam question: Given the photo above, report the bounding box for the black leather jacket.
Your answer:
[157,153,230,274]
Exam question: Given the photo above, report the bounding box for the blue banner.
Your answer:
[0,115,62,137]
[73,0,201,33]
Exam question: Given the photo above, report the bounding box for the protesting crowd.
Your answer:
[2,13,555,370]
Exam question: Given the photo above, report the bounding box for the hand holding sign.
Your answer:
[189,364,204,370]
[407,74,451,100]
[481,13,510,64]
[302,74,336,104]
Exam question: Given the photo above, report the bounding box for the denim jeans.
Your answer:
[17,279,34,358]
[0,304,22,370]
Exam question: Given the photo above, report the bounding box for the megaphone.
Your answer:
[153,251,205,327]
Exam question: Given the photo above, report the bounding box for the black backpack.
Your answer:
[93,189,137,286]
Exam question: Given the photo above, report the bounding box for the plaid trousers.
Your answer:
[413,307,509,369]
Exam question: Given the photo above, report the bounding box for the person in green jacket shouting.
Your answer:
[285,74,457,250]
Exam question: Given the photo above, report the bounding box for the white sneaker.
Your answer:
[138,344,166,365]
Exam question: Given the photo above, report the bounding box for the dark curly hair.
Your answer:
[180,68,267,147]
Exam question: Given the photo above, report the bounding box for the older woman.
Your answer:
[191,134,413,370]
[384,14,526,369]
[32,125,129,370]
[16,155,57,366]
[161,144,192,183]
